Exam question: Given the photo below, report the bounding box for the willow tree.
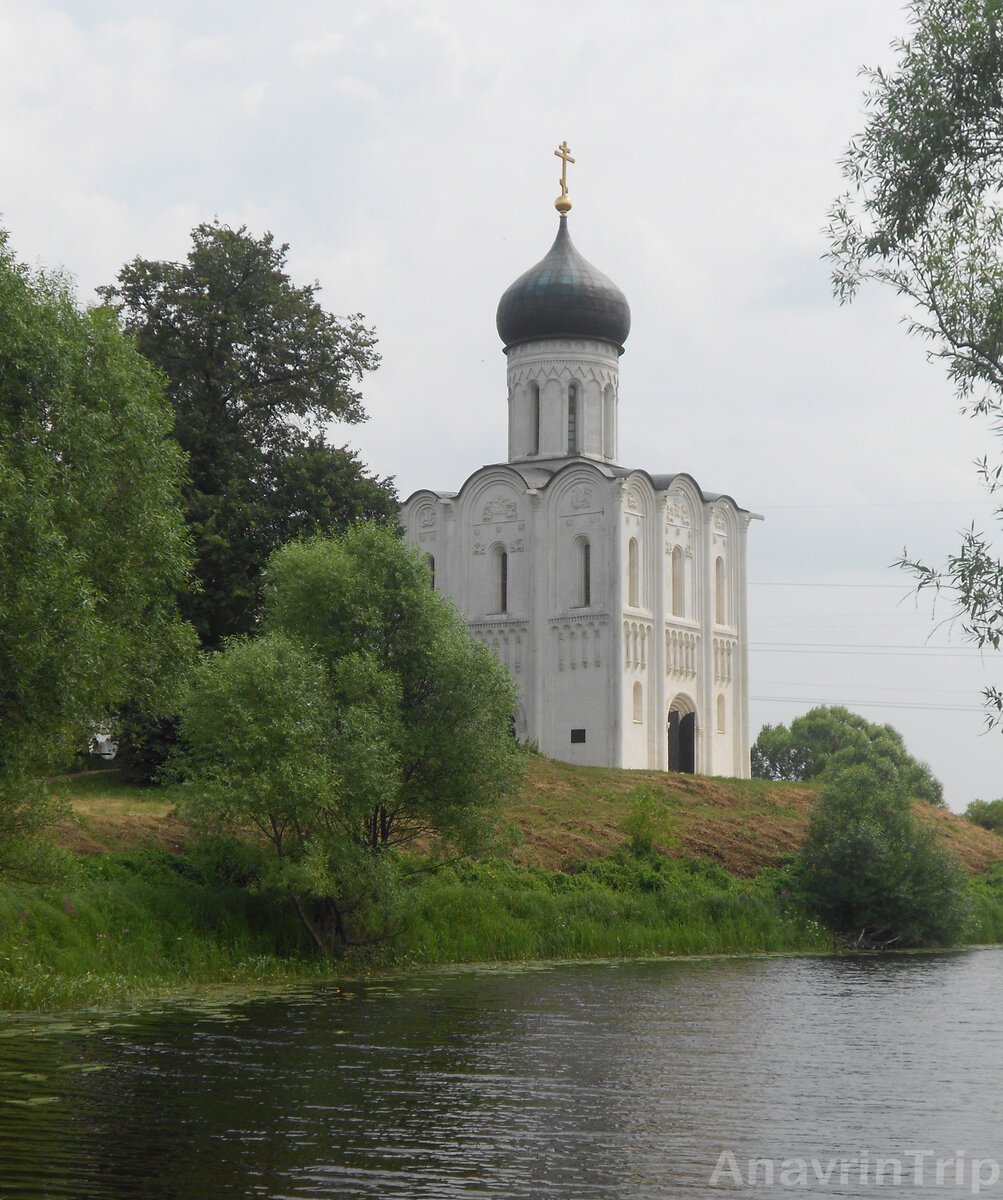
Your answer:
[828,0,1003,724]
[177,525,524,951]
[0,231,193,875]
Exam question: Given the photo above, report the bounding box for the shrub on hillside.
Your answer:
[796,763,967,948]
[965,798,1003,834]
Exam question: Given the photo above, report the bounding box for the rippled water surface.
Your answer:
[1,950,1001,1198]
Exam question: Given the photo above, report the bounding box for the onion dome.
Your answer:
[496,215,631,353]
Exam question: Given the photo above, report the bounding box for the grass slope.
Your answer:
[503,757,1003,876]
[1,758,997,1012]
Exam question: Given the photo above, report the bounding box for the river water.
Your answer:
[1,949,1001,1199]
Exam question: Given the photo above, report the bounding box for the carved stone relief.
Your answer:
[665,497,691,528]
[482,498,518,523]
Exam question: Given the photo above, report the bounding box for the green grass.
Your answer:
[0,845,327,1012]
[964,863,1003,943]
[47,766,183,807]
[4,830,1002,1014]
[387,852,833,966]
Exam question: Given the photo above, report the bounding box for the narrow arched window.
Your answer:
[425,554,435,591]
[715,556,726,625]
[603,382,615,459]
[671,545,685,617]
[491,544,508,613]
[529,381,540,455]
[567,382,578,455]
[633,681,643,724]
[628,537,639,608]
[573,537,591,607]
[717,694,726,733]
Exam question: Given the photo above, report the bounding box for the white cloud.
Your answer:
[289,31,344,62]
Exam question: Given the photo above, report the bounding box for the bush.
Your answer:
[965,798,1003,834]
[796,763,968,947]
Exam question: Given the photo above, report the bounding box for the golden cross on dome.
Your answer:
[556,138,571,196]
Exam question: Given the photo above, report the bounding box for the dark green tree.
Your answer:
[0,230,194,875]
[100,221,396,648]
[796,762,968,947]
[177,525,524,950]
[965,797,1003,832]
[827,0,1003,724]
[752,706,943,805]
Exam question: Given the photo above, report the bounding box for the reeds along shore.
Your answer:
[4,843,1003,1013]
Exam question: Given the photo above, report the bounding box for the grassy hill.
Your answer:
[505,757,1003,876]
[1,757,996,1011]
[52,757,1003,877]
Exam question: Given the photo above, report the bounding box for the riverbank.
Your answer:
[0,842,832,1011]
[2,762,1002,1012]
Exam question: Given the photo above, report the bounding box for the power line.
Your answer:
[750,581,919,589]
[755,680,983,697]
[758,500,991,510]
[751,695,986,713]
[750,642,994,658]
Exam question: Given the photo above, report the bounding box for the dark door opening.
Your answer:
[667,710,695,774]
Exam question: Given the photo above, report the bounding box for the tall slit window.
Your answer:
[715,556,726,625]
[603,383,615,459]
[628,537,639,608]
[567,382,578,455]
[529,381,540,455]
[575,537,591,607]
[492,544,508,613]
[671,545,685,617]
[426,554,435,591]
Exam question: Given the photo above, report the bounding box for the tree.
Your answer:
[262,526,524,854]
[176,525,524,950]
[0,230,194,874]
[965,797,1003,832]
[827,0,1003,724]
[752,706,943,805]
[100,221,396,648]
[795,762,968,947]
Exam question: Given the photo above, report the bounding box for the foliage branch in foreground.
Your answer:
[827,0,1003,725]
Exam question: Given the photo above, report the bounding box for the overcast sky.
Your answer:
[2,0,1001,809]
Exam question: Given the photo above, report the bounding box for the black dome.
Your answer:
[496,216,631,352]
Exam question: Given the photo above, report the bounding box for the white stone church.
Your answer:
[402,152,756,777]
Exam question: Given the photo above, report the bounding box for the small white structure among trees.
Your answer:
[402,154,757,776]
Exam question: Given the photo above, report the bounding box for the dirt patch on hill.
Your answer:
[52,785,191,857]
[504,757,1003,877]
[50,761,1003,878]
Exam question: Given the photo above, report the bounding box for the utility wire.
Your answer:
[751,695,986,713]
[750,643,994,657]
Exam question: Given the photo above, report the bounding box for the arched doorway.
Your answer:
[667,701,696,774]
